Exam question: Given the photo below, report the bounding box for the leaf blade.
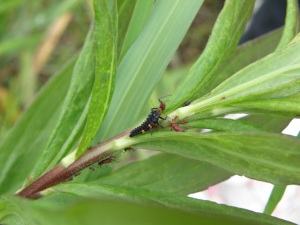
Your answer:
[0,57,75,195]
[76,0,118,157]
[53,184,294,225]
[171,35,300,122]
[205,29,282,95]
[167,0,255,112]
[132,132,300,185]
[276,0,299,51]
[30,29,95,182]
[231,93,300,117]
[119,0,154,60]
[186,118,266,132]
[98,153,232,195]
[264,185,286,215]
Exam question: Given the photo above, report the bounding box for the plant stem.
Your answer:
[16,129,133,199]
[16,103,195,199]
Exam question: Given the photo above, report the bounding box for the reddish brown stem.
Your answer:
[16,130,129,199]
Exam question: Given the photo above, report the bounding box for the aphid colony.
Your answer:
[62,155,116,183]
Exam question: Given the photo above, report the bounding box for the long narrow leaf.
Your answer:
[267,0,299,213]
[117,0,137,57]
[30,30,95,182]
[76,0,118,157]
[276,0,299,51]
[0,57,75,195]
[167,0,255,112]
[0,35,41,56]
[98,153,232,195]
[53,184,294,225]
[170,34,300,121]
[132,132,300,185]
[205,29,282,95]
[202,35,300,101]
[231,93,300,117]
[264,185,286,214]
[241,114,292,133]
[119,0,154,60]
[186,118,265,132]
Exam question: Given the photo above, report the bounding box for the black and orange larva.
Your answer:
[129,99,166,137]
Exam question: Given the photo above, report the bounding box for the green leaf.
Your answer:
[186,118,265,132]
[117,0,137,57]
[173,34,300,121]
[167,0,255,112]
[98,153,232,194]
[0,0,22,14]
[76,0,118,157]
[209,29,286,134]
[30,30,95,182]
[0,35,41,56]
[0,57,75,195]
[95,0,204,141]
[119,0,154,60]
[276,0,299,51]
[27,0,81,31]
[263,0,299,208]
[264,185,286,215]
[132,132,300,185]
[205,29,282,95]
[19,51,36,105]
[204,36,300,102]
[53,184,294,225]
[241,114,292,133]
[230,93,300,117]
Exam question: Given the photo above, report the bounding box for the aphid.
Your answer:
[183,101,191,106]
[98,155,116,166]
[129,98,167,137]
[88,166,96,171]
[124,147,135,152]
[221,96,226,100]
[170,122,185,132]
[180,120,188,124]
[170,116,185,132]
[74,172,81,177]
[62,176,74,183]
[159,99,166,111]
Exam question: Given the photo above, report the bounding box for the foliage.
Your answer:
[0,0,299,224]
